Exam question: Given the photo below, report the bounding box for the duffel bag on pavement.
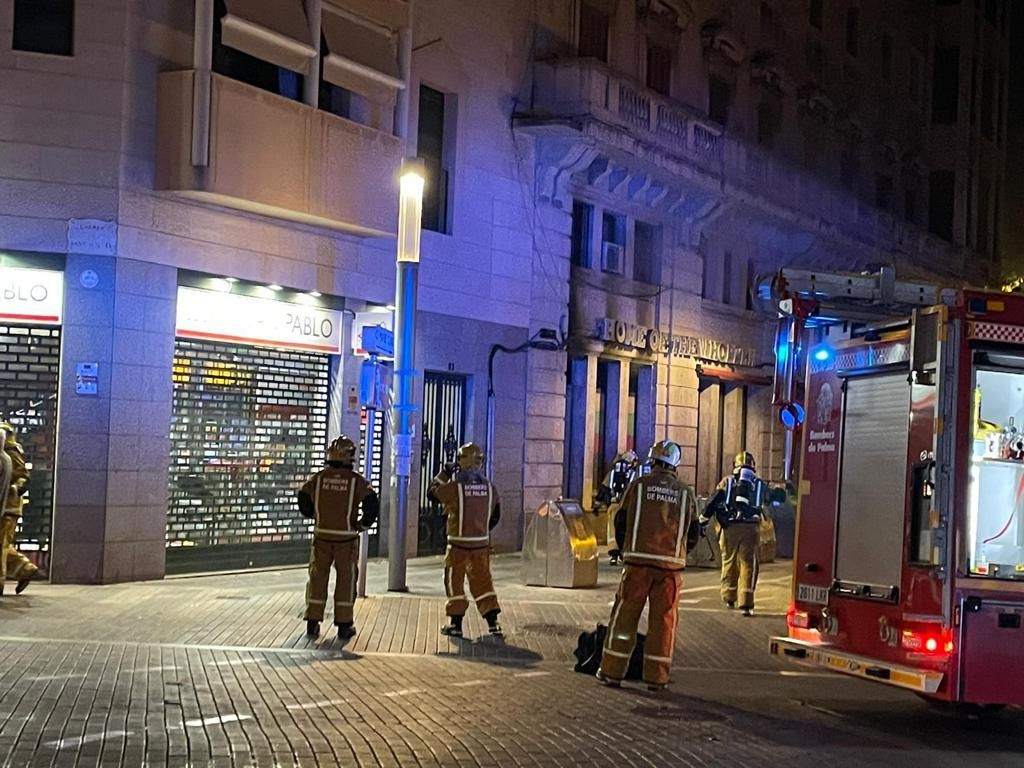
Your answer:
[573,623,645,680]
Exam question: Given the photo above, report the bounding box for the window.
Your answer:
[845,8,859,57]
[756,101,781,147]
[722,251,733,305]
[646,42,672,97]
[578,1,610,62]
[875,175,894,211]
[13,0,74,56]
[745,261,756,310]
[601,212,626,274]
[760,3,776,40]
[213,0,303,101]
[928,170,956,241]
[809,0,823,29]
[708,75,731,127]
[417,85,453,234]
[909,53,922,103]
[571,201,593,268]
[981,67,995,140]
[633,222,661,284]
[931,47,959,124]
[904,188,918,225]
[881,34,893,83]
[967,362,1024,581]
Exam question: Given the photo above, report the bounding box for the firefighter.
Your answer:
[298,435,379,639]
[428,442,503,639]
[597,439,697,692]
[704,451,764,616]
[596,450,638,566]
[0,421,38,597]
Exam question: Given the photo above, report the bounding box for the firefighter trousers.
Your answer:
[305,537,357,624]
[1,514,37,586]
[444,545,499,617]
[719,523,760,609]
[599,564,683,686]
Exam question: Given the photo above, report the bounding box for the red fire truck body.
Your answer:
[771,288,1024,707]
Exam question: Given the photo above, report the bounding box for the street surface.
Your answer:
[0,554,1021,767]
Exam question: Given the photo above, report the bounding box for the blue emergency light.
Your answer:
[813,346,832,362]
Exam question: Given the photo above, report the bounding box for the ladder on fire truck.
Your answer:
[758,266,961,481]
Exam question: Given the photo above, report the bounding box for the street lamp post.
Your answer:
[387,158,425,592]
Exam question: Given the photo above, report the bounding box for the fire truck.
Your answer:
[767,268,1024,708]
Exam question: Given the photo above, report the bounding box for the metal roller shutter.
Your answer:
[167,338,329,574]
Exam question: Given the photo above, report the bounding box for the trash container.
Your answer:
[522,498,599,588]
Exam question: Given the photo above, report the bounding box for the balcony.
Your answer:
[526,58,972,278]
[156,71,401,237]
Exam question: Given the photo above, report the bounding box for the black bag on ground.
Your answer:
[573,623,645,680]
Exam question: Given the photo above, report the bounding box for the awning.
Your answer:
[321,6,404,98]
[221,0,316,74]
[697,365,772,385]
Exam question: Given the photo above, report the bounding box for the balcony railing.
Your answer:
[530,58,970,277]
[156,71,401,237]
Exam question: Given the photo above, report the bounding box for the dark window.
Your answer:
[318,34,370,123]
[845,7,859,56]
[745,260,756,310]
[722,251,733,305]
[840,150,859,191]
[984,0,997,25]
[13,0,74,56]
[757,101,781,147]
[981,67,995,139]
[909,53,922,103]
[931,47,959,124]
[708,75,731,126]
[701,249,712,299]
[760,2,775,40]
[928,170,956,241]
[417,85,451,234]
[571,201,593,268]
[881,34,893,82]
[213,0,302,100]
[634,222,661,284]
[875,175,894,210]
[579,2,610,62]
[646,42,672,97]
[809,0,823,29]
[904,188,918,225]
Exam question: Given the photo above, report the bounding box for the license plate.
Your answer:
[797,583,830,605]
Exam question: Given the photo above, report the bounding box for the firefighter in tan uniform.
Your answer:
[597,440,697,691]
[704,451,764,616]
[298,436,379,639]
[0,422,38,597]
[428,442,503,639]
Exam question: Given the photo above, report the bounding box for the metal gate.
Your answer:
[167,339,329,573]
[418,372,467,555]
[359,406,385,557]
[0,324,60,572]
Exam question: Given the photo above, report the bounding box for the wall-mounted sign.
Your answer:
[75,362,99,396]
[176,287,343,354]
[79,269,100,289]
[352,310,394,357]
[594,317,757,367]
[68,219,117,256]
[0,267,64,326]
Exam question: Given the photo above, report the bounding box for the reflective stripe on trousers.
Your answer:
[1,514,37,584]
[599,563,682,686]
[443,545,500,617]
[719,523,760,609]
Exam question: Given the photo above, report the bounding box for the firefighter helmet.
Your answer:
[647,440,681,469]
[734,451,756,470]
[620,450,638,466]
[327,435,356,464]
[457,442,484,471]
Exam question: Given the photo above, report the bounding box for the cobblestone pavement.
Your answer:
[1,556,1022,767]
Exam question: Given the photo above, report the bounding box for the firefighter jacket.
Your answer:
[614,467,695,570]
[428,470,501,549]
[596,461,632,505]
[3,431,27,517]
[297,466,376,542]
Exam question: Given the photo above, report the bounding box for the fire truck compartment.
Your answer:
[834,372,911,594]
[959,599,1024,706]
[769,636,943,694]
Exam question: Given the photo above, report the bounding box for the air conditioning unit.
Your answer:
[602,242,624,274]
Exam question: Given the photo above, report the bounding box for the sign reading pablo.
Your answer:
[0,267,64,325]
[594,317,757,367]
[176,287,343,354]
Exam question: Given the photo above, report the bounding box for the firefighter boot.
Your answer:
[306,620,320,637]
[484,609,503,637]
[336,622,356,640]
[441,614,464,638]
[595,669,621,688]
[16,572,36,595]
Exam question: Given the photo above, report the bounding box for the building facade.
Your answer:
[0,0,1002,582]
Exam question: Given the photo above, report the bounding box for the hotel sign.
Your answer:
[594,317,757,367]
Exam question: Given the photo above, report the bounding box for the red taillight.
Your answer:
[788,610,812,629]
[901,627,953,656]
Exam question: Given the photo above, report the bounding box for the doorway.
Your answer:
[417,372,468,555]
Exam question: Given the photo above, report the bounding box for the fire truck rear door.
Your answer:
[835,372,912,596]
